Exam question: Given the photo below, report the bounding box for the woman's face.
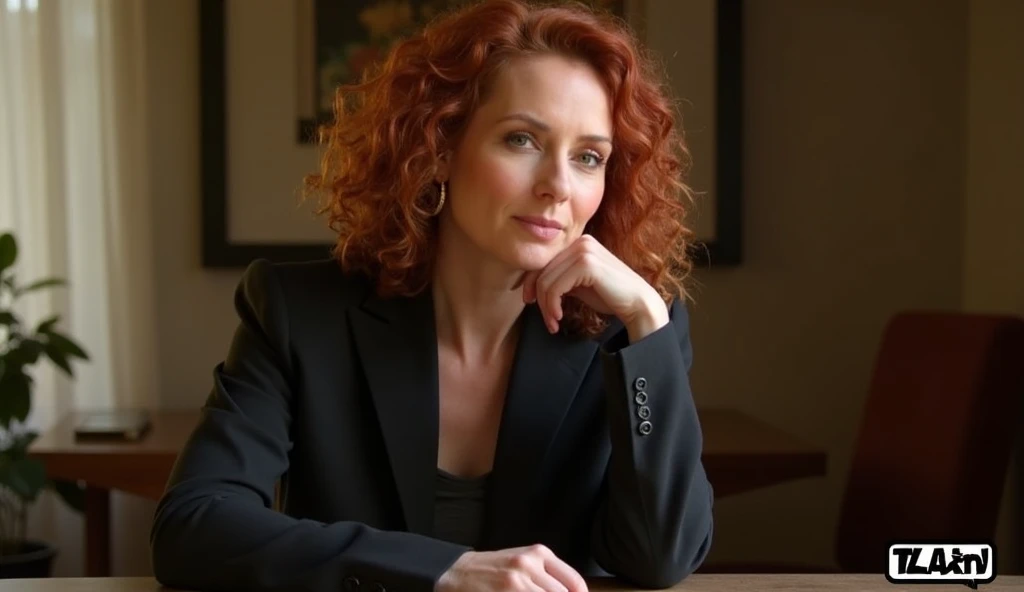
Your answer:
[438,54,613,273]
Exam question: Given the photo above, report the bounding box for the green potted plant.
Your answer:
[0,231,87,578]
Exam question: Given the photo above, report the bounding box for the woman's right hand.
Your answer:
[435,544,589,592]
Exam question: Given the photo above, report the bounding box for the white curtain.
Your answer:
[0,0,158,575]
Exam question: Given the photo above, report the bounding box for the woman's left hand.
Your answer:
[521,234,670,342]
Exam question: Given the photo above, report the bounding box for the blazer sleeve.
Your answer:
[150,260,469,592]
[590,298,715,588]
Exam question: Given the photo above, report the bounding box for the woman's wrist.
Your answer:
[624,292,670,343]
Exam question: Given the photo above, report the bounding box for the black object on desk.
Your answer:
[73,409,152,441]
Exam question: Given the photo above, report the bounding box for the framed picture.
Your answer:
[198,0,742,268]
[295,0,626,144]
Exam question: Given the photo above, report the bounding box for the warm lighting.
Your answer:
[5,0,36,11]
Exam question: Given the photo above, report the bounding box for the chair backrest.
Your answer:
[835,311,1024,573]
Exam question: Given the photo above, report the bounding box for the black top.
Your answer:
[149,258,714,592]
[433,469,490,548]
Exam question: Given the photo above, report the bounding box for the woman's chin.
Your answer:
[503,244,560,271]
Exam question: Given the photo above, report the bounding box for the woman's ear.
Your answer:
[435,152,451,183]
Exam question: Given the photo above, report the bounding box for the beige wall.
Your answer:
[40,0,1022,577]
[687,0,970,567]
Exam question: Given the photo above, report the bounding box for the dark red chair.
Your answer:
[699,310,1024,574]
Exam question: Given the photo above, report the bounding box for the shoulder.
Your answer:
[235,257,373,319]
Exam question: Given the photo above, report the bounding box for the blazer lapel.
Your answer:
[483,304,599,550]
[349,291,600,547]
[347,287,438,537]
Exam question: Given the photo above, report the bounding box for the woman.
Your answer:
[150,0,713,590]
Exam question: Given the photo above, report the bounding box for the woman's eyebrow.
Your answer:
[497,112,612,146]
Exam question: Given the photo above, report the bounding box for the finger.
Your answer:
[553,235,587,265]
[541,556,589,592]
[534,235,605,317]
[521,270,540,303]
[541,263,578,326]
[508,572,548,592]
[534,253,582,332]
[529,568,569,592]
[541,253,602,328]
[525,544,588,592]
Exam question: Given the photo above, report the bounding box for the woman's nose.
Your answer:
[533,156,572,202]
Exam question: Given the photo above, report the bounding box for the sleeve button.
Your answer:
[634,391,648,405]
[638,420,653,436]
[637,405,651,420]
[372,584,387,592]
[634,377,647,391]
[343,576,360,592]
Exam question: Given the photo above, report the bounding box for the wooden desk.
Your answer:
[2,575,1021,591]
[697,407,826,497]
[28,411,196,578]
[29,407,826,577]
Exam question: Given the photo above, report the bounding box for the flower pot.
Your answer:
[0,540,58,578]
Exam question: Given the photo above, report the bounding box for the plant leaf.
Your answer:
[5,338,44,368]
[0,370,31,426]
[49,479,86,513]
[43,331,88,361]
[43,343,73,376]
[15,277,65,297]
[35,315,60,335]
[0,457,47,501]
[0,232,16,276]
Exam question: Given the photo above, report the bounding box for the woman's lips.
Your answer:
[513,216,562,241]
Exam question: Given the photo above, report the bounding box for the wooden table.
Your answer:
[697,407,826,497]
[28,411,197,578]
[3,575,1021,591]
[28,407,826,577]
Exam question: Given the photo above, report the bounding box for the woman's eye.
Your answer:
[505,132,605,168]
[506,132,533,148]
[579,152,605,168]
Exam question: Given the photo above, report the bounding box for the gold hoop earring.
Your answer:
[432,182,446,216]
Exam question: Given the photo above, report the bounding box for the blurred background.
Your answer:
[1,0,1021,581]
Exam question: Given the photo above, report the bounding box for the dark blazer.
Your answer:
[150,258,714,592]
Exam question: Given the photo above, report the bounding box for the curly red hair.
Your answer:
[304,0,696,338]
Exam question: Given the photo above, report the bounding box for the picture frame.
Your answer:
[198,0,743,269]
[295,0,627,144]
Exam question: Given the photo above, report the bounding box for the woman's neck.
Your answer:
[431,223,527,365]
